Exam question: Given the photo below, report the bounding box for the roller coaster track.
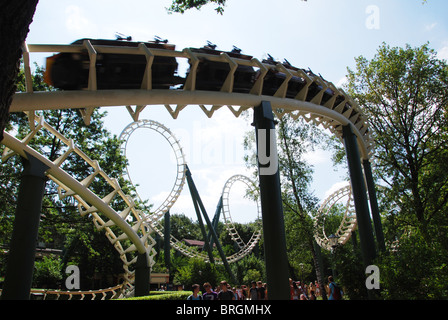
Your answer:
[2,40,374,294]
[1,115,156,296]
[221,175,262,251]
[313,184,357,251]
[0,284,124,300]
[11,41,373,159]
[117,119,262,264]
[118,119,186,222]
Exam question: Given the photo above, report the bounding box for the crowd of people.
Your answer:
[186,276,343,300]
[187,280,267,300]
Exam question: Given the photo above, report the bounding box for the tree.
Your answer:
[276,115,330,298]
[173,257,221,289]
[0,0,39,141]
[244,114,331,297]
[167,0,309,15]
[346,43,448,241]
[345,43,448,299]
[167,0,227,14]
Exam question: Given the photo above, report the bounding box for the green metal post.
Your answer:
[363,159,386,252]
[342,125,376,267]
[134,252,150,297]
[186,168,215,264]
[208,196,223,249]
[312,241,327,300]
[2,153,49,300]
[185,166,236,283]
[252,101,290,300]
[164,211,171,271]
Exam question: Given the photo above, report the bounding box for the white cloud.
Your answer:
[323,181,350,200]
[336,76,348,88]
[65,5,97,35]
[425,22,437,31]
[437,46,448,62]
[303,148,331,165]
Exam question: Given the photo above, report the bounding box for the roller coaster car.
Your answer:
[259,56,307,99]
[188,43,256,93]
[44,38,181,90]
[300,68,335,104]
[259,57,339,104]
[304,70,350,109]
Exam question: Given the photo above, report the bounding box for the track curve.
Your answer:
[313,184,357,251]
[11,41,373,160]
[118,119,187,221]
[221,175,262,250]
[1,115,157,295]
[117,119,262,263]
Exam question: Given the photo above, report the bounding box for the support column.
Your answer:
[342,125,376,267]
[164,211,171,271]
[2,153,49,300]
[363,159,386,252]
[134,252,150,297]
[208,196,223,249]
[186,168,215,264]
[185,166,236,284]
[252,101,290,300]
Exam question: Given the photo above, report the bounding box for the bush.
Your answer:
[125,291,192,300]
[173,258,221,289]
[32,256,63,288]
[378,232,448,300]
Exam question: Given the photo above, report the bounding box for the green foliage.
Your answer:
[330,242,368,300]
[124,291,192,300]
[346,43,448,239]
[173,257,221,289]
[166,0,310,15]
[168,214,202,241]
[167,0,227,14]
[231,254,265,285]
[345,42,448,299]
[377,231,448,299]
[32,256,63,289]
[243,269,261,285]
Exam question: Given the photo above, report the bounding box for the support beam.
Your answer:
[363,159,386,252]
[134,252,150,297]
[342,125,376,267]
[186,168,215,264]
[2,153,48,300]
[164,211,171,271]
[208,196,223,249]
[185,166,236,283]
[252,101,290,300]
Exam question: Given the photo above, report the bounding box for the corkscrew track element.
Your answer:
[221,174,262,252]
[313,185,357,251]
[117,119,261,264]
[118,119,186,221]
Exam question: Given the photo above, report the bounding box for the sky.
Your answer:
[24,0,448,224]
